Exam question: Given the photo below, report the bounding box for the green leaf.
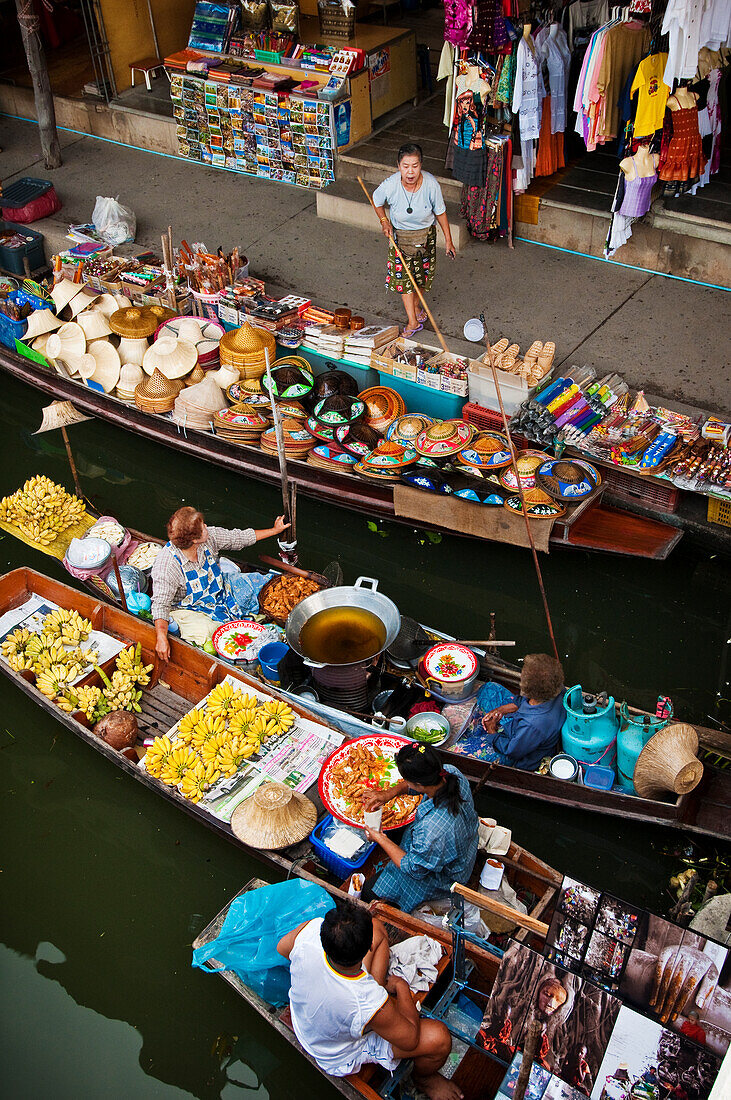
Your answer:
[367,521,378,533]
[426,532,442,545]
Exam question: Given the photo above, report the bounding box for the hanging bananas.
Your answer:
[0,475,86,544]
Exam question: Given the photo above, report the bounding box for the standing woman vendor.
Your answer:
[151,506,289,660]
[454,654,565,770]
[361,745,479,913]
[373,143,456,338]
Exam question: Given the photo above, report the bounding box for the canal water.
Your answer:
[1,374,729,1099]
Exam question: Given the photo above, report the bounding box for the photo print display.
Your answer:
[478,941,621,1092]
[619,914,730,1057]
[496,1052,552,1100]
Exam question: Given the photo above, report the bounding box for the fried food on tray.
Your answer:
[329,742,421,827]
[260,575,321,621]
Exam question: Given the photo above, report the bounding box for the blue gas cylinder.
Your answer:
[616,703,669,793]
[561,686,619,771]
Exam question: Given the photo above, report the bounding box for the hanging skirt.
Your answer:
[385,226,436,295]
[452,143,488,187]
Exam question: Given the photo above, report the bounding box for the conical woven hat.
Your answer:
[185,363,206,386]
[221,323,267,353]
[76,309,112,340]
[109,306,159,338]
[24,308,62,340]
[177,374,227,415]
[50,279,85,313]
[34,399,92,433]
[634,723,703,799]
[136,368,183,400]
[143,336,197,379]
[230,781,317,849]
[209,363,239,390]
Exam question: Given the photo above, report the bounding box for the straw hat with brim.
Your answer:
[34,399,92,433]
[46,322,86,363]
[95,293,131,317]
[230,782,317,849]
[86,340,121,392]
[117,362,144,399]
[67,288,101,319]
[143,336,197,379]
[24,308,62,340]
[147,304,177,325]
[32,333,53,355]
[109,306,160,339]
[72,353,97,380]
[135,368,184,413]
[634,723,704,799]
[76,309,112,340]
[50,279,86,314]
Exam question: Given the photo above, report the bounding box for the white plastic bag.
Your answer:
[92,195,136,246]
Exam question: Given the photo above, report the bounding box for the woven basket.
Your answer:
[318,0,356,39]
[634,722,703,799]
[219,323,277,380]
[134,368,183,413]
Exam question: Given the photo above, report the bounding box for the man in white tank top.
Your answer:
[278,901,462,1100]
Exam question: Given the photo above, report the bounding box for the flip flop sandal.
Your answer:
[505,344,520,359]
[537,341,555,371]
[490,337,509,356]
[417,309,428,323]
[524,340,543,364]
[402,322,424,337]
[498,352,517,370]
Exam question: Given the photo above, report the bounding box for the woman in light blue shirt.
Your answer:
[372,143,455,338]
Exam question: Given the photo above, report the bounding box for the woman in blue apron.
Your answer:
[151,506,289,660]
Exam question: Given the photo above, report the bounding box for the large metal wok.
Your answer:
[284,576,401,668]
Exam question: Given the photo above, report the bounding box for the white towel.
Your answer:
[388,935,443,993]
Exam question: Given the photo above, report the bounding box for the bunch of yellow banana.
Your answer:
[24,632,55,662]
[200,729,230,769]
[71,684,103,722]
[205,681,247,719]
[7,651,34,672]
[190,712,227,751]
[160,744,198,786]
[144,735,176,778]
[179,761,210,803]
[36,663,78,700]
[0,476,86,544]
[228,709,260,742]
[116,643,153,687]
[249,713,281,745]
[43,608,92,645]
[1,627,32,658]
[176,707,204,743]
[102,669,142,713]
[259,698,295,733]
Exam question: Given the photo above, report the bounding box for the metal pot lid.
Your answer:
[455,431,512,470]
[400,468,453,494]
[387,413,436,446]
[499,450,552,491]
[423,643,478,682]
[503,494,566,519]
[313,395,365,427]
[415,419,475,457]
[536,458,600,501]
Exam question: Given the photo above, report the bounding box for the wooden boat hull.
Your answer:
[0,348,681,558]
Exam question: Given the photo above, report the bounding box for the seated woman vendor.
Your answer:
[361,744,479,914]
[455,654,565,770]
[151,506,289,660]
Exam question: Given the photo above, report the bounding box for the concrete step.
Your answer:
[337,152,463,205]
[316,179,470,250]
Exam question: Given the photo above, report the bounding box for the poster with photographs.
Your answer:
[546,878,642,991]
[591,1006,721,1100]
[479,941,621,1092]
[496,1052,551,1100]
[619,914,730,1057]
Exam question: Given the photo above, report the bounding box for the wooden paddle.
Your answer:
[451,882,549,936]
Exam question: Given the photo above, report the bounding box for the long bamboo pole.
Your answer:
[263,348,297,565]
[356,176,449,353]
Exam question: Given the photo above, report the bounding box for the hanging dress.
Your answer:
[659,105,707,181]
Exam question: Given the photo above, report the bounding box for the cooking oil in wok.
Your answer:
[299,607,387,664]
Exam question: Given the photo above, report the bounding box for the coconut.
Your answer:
[94,710,138,750]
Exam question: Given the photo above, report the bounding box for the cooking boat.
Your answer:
[0,567,561,918]
[1,558,729,840]
[193,875,553,1100]
[0,346,683,560]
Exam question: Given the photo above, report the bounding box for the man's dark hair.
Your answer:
[320,900,373,967]
[397,142,423,164]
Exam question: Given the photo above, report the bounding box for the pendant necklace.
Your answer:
[402,181,414,214]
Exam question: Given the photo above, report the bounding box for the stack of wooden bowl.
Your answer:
[218,323,277,382]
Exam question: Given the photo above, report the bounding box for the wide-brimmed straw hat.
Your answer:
[109,306,160,339]
[34,399,92,433]
[85,339,121,392]
[24,308,62,340]
[46,322,86,364]
[50,279,85,314]
[634,723,703,799]
[67,287,101,319]
[230,782,317,849]
[94,292,131,317]
[76,309,112,340]
[142,336,197,379]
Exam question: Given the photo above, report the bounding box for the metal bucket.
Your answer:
[284,576,401,668]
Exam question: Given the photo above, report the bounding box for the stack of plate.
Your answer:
[454,431,512,473]
[387,414,436,447]
[218,323,277,381]
[306,445,358,473]
[213,403,272,445]
[171,375,228,431]
[134,368,184,413]
[260,418,316,458]
[354,440,418,482]
[358,387,407,435]
[415,419,476,459]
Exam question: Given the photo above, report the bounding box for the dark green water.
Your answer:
[1,373,729,1099]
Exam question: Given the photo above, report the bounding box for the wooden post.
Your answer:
[60,426,83,500]
[15,0,62,169]
[514,1020,543,1100]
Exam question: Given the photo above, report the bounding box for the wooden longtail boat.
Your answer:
[0,346,682,559]
[193,876,554,1100]
[0,567,562,914]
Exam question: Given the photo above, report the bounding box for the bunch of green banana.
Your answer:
[101,669,142,713]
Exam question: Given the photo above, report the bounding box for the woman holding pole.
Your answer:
[372,143,456,338]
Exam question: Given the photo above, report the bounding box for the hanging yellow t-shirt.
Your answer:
[630,53,670,138]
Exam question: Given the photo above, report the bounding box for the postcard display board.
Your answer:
[169,71,335,189]
[481,876,729,1100]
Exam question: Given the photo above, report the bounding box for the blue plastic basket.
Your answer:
[309,814,375,881]
[0,293,27,349]
[582,764,615,791]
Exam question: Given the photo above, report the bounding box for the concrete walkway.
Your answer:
[1,115,729,415]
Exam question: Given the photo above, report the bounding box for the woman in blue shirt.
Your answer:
[360,744,479,913]
[454,654,565,771]
[372,143,456,338]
